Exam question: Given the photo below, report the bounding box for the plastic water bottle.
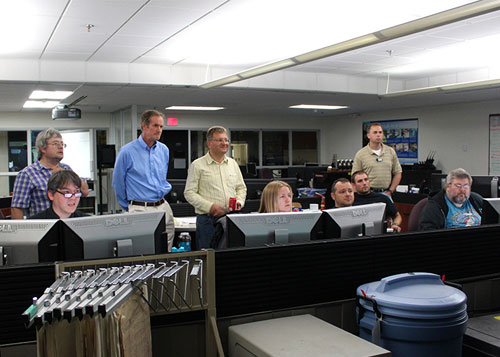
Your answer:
[491,176,498,198]
[179,232,191,252]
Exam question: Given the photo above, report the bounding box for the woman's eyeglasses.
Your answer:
[56,190,82,198]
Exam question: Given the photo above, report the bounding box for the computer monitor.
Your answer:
[471,176,498,198]
[430,173,447,193]
[322,203,386,239]
[227,211,323,248]
[481,198,500,225]
[0,219,60,265]
[60,211,166,260]
[246,162,257,177]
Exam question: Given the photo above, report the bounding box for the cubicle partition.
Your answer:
[215,225,500,317]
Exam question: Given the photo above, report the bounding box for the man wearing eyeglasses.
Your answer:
[11,128,89,219]
[418,168,483,231]
[352,123,402,197]
[184,126,247,249]
[29,170,87,219]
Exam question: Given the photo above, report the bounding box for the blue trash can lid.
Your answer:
[357,272,467,318]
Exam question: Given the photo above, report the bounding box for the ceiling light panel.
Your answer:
[29,90,73,100]
[165,106,224,111]
[23,100,60,108]
[290,104,348,110]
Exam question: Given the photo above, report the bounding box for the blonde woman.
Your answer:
[258,180,293,213]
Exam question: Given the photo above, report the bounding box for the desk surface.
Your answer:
[174,216,196,231]
[229,314,390,357]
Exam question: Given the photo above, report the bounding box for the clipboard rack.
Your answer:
[23,250,223,356]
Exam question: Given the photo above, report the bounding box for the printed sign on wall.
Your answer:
[489,114,500,175]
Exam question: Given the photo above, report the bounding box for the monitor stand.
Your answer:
[362,222,375,236]
[275,229,289,244]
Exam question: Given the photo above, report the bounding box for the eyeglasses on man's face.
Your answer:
[48,141,67,148]
[211,138,230,143]
[56,190,82,199]
[452,183,470,190]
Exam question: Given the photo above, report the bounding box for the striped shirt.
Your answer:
[184,153,247,215]
[352,144,402,190]
[11,160,72,217]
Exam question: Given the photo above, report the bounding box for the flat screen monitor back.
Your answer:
[61,211,166,261]
[323,203,386,239]
[471,176,497,198]
[430,173,447,193]
[227,211,323,248]
[0,219,60,265]
[481,198,500,225]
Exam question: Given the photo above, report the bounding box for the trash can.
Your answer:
[357,272,468,357]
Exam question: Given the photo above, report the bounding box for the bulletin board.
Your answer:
[488,114,500,175]
[362,118,418,164]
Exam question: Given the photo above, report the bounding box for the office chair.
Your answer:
[407,197,428,231]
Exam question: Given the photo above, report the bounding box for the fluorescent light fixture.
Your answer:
[200,75,242,89]
[380,78,500,98]
[165,106,224,111]
[293,34,378,63]
[239,59,298,79]
[29,90,73,100]
[290,104,349,110]
[23,100,60,109]
[200,1,500,89]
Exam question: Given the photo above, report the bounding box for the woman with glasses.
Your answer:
[29,170,87,219]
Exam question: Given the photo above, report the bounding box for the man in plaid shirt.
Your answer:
[11,128,88,219]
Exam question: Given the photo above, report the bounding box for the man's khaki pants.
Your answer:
[128,201,175,251]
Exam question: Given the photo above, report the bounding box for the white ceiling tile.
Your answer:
[41,52,91,61]
[90,46,153,62]
[105,34,164,48]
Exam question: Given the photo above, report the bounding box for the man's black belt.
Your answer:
[130,198,166,207]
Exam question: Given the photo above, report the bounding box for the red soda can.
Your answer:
[228,197,237,212]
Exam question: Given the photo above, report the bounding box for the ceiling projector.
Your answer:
[52,105,81,120]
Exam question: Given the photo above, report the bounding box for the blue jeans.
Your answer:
[196,214,216,249]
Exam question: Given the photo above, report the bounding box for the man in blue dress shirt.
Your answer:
[113,109,175,251]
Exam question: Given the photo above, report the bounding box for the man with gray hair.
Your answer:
[11,128,88,219]
[184,126,247,249]
[113,109,175,251]
[418,168,483,230]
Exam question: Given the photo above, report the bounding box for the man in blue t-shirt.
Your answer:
[418,168,483,231]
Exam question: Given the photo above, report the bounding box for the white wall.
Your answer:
[325,99,500,175]
[0,111,111,129]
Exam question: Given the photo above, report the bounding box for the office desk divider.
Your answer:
[23,250,222,357]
